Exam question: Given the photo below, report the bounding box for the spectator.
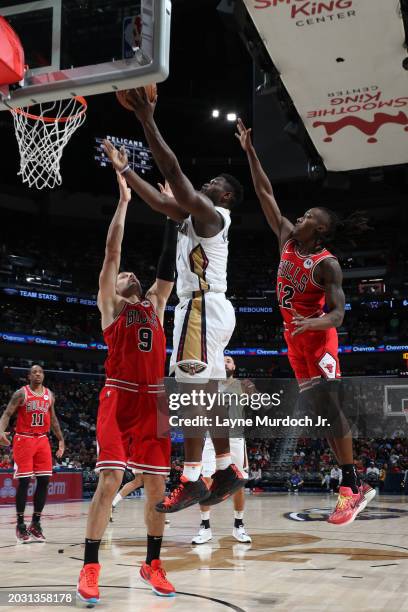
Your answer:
[287,469,304,494]
[329,464,342,493]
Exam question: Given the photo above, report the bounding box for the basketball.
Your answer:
[116,84,157,112]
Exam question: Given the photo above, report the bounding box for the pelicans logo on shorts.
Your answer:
[178,362,207,375]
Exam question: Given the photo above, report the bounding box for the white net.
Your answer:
[10,97,87,190]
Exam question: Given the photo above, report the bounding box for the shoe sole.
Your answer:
[233,536,252,543]
[205,478,246,507]
[191,537,212,545]
[140,572,175,597]
[156,491,210,514]
[363,488,376,504]
[29,535,46,542]
[16,538,32,544]
[76,592,99,607]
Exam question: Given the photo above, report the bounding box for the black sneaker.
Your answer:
[205,464,246,507]
[155,476,210,513]
[16,524,32,544]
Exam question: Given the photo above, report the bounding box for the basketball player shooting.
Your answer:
[236,118,375,526]
[0,365,64,543]
[76,171,177,604]
[103,86,246,514]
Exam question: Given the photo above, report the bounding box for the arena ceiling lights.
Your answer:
[243,0,408,171]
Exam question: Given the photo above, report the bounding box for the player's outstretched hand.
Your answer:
[235,118,253,153]
[127,87,157,122]
[102,140,129,173]
[0,431,11,447]
[116,171,132,203]
[158,180,174,199]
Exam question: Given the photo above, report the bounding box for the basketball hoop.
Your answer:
[9,97,87,190]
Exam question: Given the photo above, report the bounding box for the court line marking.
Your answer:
[0,585,247,611]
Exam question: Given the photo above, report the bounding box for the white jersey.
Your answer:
[176,207,231,298]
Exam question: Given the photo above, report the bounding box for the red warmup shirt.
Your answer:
[15,385,52,434]
[277,238,336,331]
[103,299,166,385]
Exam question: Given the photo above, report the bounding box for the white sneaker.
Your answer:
[232,525,252,543]
[192,525,212,545]
[165,518,170,525]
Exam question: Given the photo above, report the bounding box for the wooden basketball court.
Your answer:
[1,492,408,611]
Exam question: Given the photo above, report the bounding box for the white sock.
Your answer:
[200,511,210,521]
[234,510,244,520]
[112,492,123,508]
[183,462,202,482]
[216,453,232,471]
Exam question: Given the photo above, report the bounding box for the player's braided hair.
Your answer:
[315,207,372,249]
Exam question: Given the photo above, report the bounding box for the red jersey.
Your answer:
[103,299,166,385]
[15,385,52,434]
[277,239,336,330]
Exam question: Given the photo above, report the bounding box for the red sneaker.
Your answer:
[28,522,46,542]
[360,482,376,505]
[155,476,210,513]
[16,524,32,544]
[76,563,100,605]
[327,486,367,526]
[140,560,175,597]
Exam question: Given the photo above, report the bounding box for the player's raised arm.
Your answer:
[97,171,130,324]
[0,388,24,446]
[236,119,293,249]
[49,394,65,459]
[146,201,178,325]
[124,88,222,229]
[102,140,188,223]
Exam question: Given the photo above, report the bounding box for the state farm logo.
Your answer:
[308,89,408,143]
[252,0,356,27]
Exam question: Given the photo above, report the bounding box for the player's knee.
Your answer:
[143,474,165,500]
[17,477,30,492]
[98,469,123,496]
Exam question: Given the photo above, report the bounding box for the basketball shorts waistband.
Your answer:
[15,432,48,438]
[105,378,166,394]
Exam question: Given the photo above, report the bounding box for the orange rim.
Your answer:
[11,96,87,123]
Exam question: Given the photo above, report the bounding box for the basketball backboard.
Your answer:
[0,0,171,109]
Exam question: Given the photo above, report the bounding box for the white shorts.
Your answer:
[201,436,248,478]
[170,292,235,382]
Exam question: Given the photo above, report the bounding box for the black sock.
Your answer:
[16,513,25,527]
[234,519,244,528]
[84,538,101,565]
[201,520,210,529]
[32,512,41,525]
[146,534,163,565]
[341,464,360,493]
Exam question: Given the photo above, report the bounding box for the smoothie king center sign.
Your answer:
[252,0,358,27]
[245,0,408,170]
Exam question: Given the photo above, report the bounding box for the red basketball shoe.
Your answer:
[327,486,367,526]
[140,560,175,597]
[16,524,32,544]
[76,563,100,606]
[28,522,46,542]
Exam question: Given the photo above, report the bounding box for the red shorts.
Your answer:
[284,327,341,389]
[13,434,53,479]
[95,385,171,476]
